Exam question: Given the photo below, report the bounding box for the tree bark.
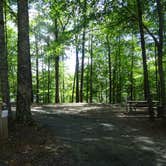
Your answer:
[35,34,39,104]
[89,34,93,103]
[0,0,11,118]
[47,56,50,103]
[16,0,32,122]
[137,0,154,118]
[72,71,76,102]
[106,35,112,104]
[80,28,85,102]
[75,39,80,103]
[156,0,165,114]
[130,35,134,100]
[54,18,60,103]
[80,0,87,102]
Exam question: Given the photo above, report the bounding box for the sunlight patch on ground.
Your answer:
[32,103,107,115]
[100,123,115,131]
[82,138,100,142]
[134,136,155,145]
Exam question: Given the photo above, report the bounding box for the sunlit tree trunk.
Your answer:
[16,0,32,122]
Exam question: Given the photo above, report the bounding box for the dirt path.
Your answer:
[32,103,166,166]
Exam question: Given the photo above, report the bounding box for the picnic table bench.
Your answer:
[126,100,159,112]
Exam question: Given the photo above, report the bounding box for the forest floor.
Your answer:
[0,103,166,166]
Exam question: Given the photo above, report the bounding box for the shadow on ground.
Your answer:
[31,103,166,166]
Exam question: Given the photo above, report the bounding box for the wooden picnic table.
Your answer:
[126,100,159,111]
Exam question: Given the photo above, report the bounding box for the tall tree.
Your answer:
[156,0,165,114]
[106,35,112,104]
[75,36,80,102]
[35,34,39,104]
[16,0,32,122]
[89,34,93,103]
[80,0,87,102]
[54,18,60,103]
[0,0,11,117]
[136,0,154,118]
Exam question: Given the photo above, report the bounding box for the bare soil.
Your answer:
[0,103,166,166]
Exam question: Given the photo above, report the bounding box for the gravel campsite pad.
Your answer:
[0,103,166,166]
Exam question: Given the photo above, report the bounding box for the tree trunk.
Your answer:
[72,71,76,102]
[75,41,79,103]
[47,56,50,103]
[137,0,154,118]
[80,29,85,102]
[61,55,65,103]
[54,18,60,103]
[0,0,11,118]
[154,43,159,100]
[86,58,89,103]
[16,0,32,122]
[35,35,39,104]
[156,0,165,114]
[106,36,112,104]
[130,35,134,100]
[80,0,87,102]
[89,34,93,103]
[55,56,60,103]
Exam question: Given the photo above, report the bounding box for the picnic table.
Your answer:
[126,100,159,112]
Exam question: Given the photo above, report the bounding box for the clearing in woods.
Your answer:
[33,103,166,166]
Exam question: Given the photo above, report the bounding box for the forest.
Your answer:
[0,0,165,121]
[0,0,166,165]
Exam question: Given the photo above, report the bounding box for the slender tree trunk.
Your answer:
[86,58,89,103]
[130,35,134,100]
[42,56,45,103]
[80,29,85,102]
[106,36,112,104]
[130,53,134,100]
[156,0,165,114]
[0,0,11,118]
[35,35,39,104]
[0,2,10,99]
[154,43,159,100]
[117,37,122,103]
[16,0,32,122]
[80,0,87,102]
[89,35,93,103]
[62,55,65,103]
[112,67,116,104]
[72,71,76,102]
[75,41,79,102]
[55,55,60,103]
[47,57,50,103]
[137,0,154,118]
[54,18,60,103]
